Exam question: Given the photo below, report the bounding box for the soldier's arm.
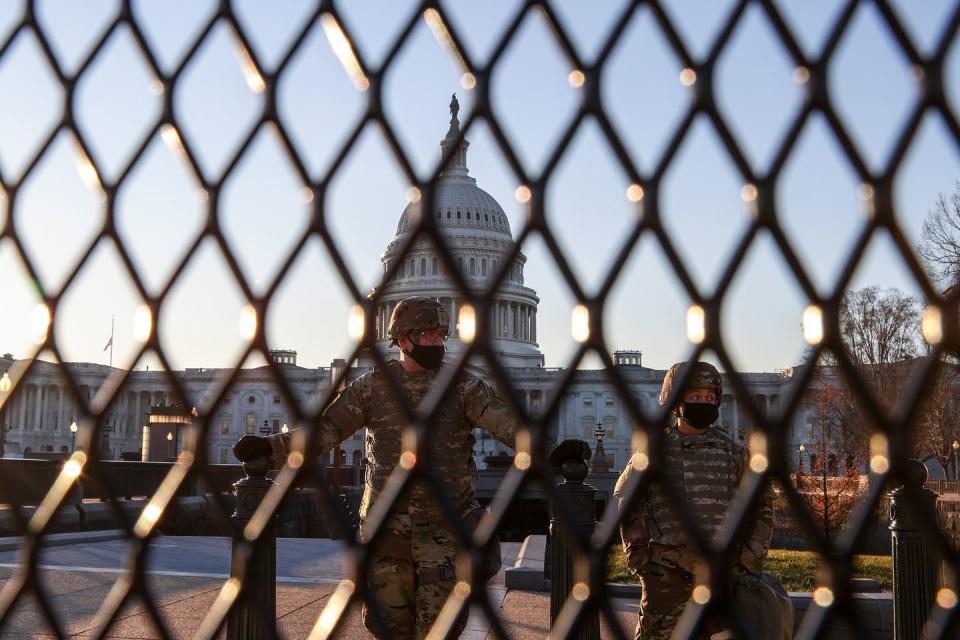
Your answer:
[460,375,522,450]
[735,444,775,574]
[264,374,372,462]
[614,456,650,574]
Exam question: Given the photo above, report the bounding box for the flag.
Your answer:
[102,337,113,352]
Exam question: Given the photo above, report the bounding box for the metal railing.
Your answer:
[0,1,958,638]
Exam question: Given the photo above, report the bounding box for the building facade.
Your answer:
[0,99,813,470]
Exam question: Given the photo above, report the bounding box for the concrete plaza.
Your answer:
[0,534,639,639]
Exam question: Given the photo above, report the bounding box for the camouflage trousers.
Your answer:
[361,523,465,639]
[636,562,692,640]
[636,563,735,640]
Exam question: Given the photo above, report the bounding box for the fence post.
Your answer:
[889,458,941,640]
[227,457,277,640]
[549,456,600,640]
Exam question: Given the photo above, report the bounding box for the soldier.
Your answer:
[614,361,778,640]
[233,296,569,639]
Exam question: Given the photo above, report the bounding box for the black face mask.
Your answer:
[406,343,445,370]
[679,402,719,430]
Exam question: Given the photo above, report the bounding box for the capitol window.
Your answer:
[485,213,489,221]
[432,258,438,275]
[447,210,451,219]
[245,412,255,434]
[457,210,461,219]
[470,258,475,275]
[466,211,471,220]
[583,396,593,406]
[481,259,487,276]
[420,258,426,275]
[248,395,255,404]
[220,415,230,434]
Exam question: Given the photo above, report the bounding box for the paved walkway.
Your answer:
[0,535,639,638]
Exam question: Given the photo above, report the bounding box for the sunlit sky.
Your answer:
[0,0,958,375]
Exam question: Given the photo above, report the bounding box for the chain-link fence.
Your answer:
[0,0,959,638]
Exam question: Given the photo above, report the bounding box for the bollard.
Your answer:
[227,457,277,640]
[889,458,941,640]
[549,457,600,640]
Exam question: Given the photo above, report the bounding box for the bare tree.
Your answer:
[796,381,865,542]
[838,286,922,405]
[919,182,960,287]
[917,363,960,479]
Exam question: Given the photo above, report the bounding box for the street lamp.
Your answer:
[70,421,78,451]
[280,423,289,434]
[592,421,609,472]
[0,372,11,393]
[953,440,959,481]
[798,444,805,474]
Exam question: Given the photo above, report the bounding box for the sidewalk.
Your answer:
[0,533,639,638]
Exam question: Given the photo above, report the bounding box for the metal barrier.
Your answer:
[0,1,957,638]
[227,457,278,640]
[889,460,943,640]
[549,457,600,640]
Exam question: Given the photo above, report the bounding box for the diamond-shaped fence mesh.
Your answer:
[0,0,959,638]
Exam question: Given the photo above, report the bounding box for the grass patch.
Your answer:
[606,546,891,592]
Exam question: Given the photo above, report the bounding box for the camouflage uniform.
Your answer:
[265,298,526,639]
[614,362,775,640]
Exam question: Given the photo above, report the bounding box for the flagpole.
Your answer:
[109,314,114,368]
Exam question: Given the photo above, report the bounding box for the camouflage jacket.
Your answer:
[266,360,523,534]
[613,424,775,576]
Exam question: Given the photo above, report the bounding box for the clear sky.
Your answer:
[0,0,957,376]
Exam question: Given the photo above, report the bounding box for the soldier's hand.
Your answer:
[233,435,272,462]
[548,438,592,468]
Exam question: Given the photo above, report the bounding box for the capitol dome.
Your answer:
[373,95,543,368]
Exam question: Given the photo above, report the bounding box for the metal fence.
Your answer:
[0,1,959,639]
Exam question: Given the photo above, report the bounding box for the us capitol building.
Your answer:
[0,99,802,469]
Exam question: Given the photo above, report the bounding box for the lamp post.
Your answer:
[797,443,805,474]
[591,421,609,473]
[0,372,11,393]
[953,440,959,481]
[70,421,78,451]
[280,423,288,434]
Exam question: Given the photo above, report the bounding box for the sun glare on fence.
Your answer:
[680,68,697,86]
[571,305,590,343]
[514,185,531,203]
[801,305,824,345]
[63,453,86,479]
[73,143,104,199]
[749,432,769,473]
[231,38,266,94]
[626,184,644,202]
[568,69,585,88]
[870,433,890,474]
[937,588,958,609]
[348,305,365,340]
[692,585,711,604]
[134,305,152,342]
[160,124,186,157]
[311,580,355,638]
[321,14,369,91]
[921,306,943,345]
[31,303,51,344]
[239,305,258,341]
[424,8,470,82]
[458,305,476,343]
[813,586,834,607]
[686,305,705,344]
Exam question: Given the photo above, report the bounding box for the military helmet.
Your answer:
[387,297,450,345]
[658,361,722,407]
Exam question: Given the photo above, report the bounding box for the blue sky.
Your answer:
[0,0,958,375]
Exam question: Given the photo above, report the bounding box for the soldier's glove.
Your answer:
[548,438,592,469]
[233,435,272,462]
